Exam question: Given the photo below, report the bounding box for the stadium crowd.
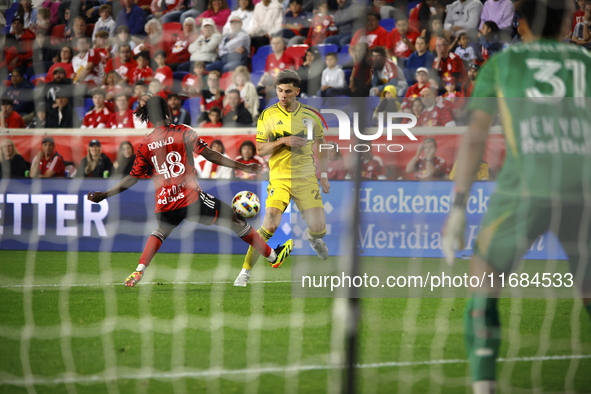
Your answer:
[0,0,585,180]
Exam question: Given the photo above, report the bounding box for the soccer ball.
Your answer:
[232,191,260,219]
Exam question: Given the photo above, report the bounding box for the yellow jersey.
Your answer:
[256,102,327,180]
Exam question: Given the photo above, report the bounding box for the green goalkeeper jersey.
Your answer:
[469,39,591,199]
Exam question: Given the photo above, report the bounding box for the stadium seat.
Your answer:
[285,45,309,67]
[316,44,339,57]
[252,56,267,72]
[379,18,396,32]
[219,71,233,91]
[183,98,201,125]
[250,71,264,86]
[337,52,353,68]
[343,69,352,85]
[255,45,272,58]
[173,71,188,80]
[31,73,46,86]
[299,97,323,110]
[50,24,66,46]
[339,45,350,53]
[84,98,93,112]
[74,107,85,120]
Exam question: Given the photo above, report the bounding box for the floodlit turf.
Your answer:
[0,251,590,393]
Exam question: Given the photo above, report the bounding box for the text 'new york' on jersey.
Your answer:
[256,102,328,180]
[129,124,208,212]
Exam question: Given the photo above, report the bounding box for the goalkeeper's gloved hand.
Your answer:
[442,206,466,266]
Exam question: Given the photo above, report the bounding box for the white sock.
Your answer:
[266,249,277,263]
[473,380,496,394]
[135,264,147,272]
[240,268,251,275]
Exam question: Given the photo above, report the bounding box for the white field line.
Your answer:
[1,354,590,386]
[0,280,295,289]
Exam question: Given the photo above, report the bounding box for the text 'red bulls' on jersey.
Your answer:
[129,124,208,212]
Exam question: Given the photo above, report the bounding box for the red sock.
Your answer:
[138,235,163,268]
[241,227,271,257]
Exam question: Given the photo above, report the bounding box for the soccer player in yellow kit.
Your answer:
[234,69,331,287]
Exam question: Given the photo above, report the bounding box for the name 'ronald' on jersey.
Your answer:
[256,102,327,180]
[129,124,208,212]
[468,39,591,198]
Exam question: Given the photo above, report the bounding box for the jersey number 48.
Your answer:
[151,151,186,179]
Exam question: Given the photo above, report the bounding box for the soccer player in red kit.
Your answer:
[87,96,293,287]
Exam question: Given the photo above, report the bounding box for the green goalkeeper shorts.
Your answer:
[474,193,591,279]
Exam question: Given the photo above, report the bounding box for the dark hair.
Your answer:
[367,12,381,21]
[519,0,569,38]
[1,98,14,106]
[135,96,172,125]
[208,0,229,11]
[99,4,112,14]
[275,69,301,88]
[238,0,254,11]
[325,51,338,59]
[482,21,500,33]
[209,107,222,116]
[154,49,167,58]
[116,25,130,35]
[135,50,150,61]
[210,138,225,153]
[411,97,424,114]
[289,0,303,4]
[95,30,110,39]
[239,140,256,156]
[371,46,386,57]
[227,89,241,96]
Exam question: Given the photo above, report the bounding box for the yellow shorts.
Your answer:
[266,176,324,212]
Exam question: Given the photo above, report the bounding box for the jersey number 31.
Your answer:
[525,59,586,107]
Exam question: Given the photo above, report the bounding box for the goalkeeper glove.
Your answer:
[442,206,466,266]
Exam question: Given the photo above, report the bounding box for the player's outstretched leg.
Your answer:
[464,296,500,394]
[234,238,294,286]
[125,228,168,287]
[306,228,328,260]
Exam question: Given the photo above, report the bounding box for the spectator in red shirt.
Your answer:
[30,136,66,178]
[166,18,198,71]
[1,98,26,128]
[461,62,479,97]
[104,44,137,85]
[401,66,430,112]
[199,106,223,128]
[432,36,466,86]
[82,88,112,129]
[200,70,225,122]
[387,18,420,61]
[7,16,36,72]
[405,137,446,180]
[305,0,336,47]
[324,143,347,180]
[233,140,267,179]
[130,51,153,86]
[369,46,407,97]
[570,0,586,38]
[107,94,135,128]
[417,87,456,127]
[353,148,387,180]
[182,61,206,98]
[258,35,295,98]
[72,36,103,89]
[349,43,372,97]
[153,50,174,92]
[46,44,75,83]
[349,12,389,60]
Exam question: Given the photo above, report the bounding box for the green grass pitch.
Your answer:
[0,251,590,393]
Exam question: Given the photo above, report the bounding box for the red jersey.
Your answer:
[413,156,446,180]
[72,49,103,86]
[233,156,266,179]
[107,110,135,128]
[104,57,138,81]
[129,124,208,212]
[417,100,455,127]
[265,52,295,78]
[130,66,154,85]
[305,14,336,46]
[387,27,420,58]
[82,107,112,128]
[371,58,399,85]
[441,91,465,111]
[360,156,386,180]
[4,111,26,128]
[433,53,466,84]
[46,62,76,82]
[401,82,428,111]
[350,26,389,49]
[182,74,203,97]
[572,10,585,34]
[461,81,475,98]
[32,152,66,177]
[153,66,173,91]
[167,34,192,64]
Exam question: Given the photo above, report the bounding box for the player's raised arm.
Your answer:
[87,175,139,203]
[201,146,262,174]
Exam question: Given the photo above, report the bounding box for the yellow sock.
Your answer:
[243,227,274,270]
[308,228,326,238]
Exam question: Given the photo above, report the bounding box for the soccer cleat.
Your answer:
[233,272,251,287]
[306,230,328,260]
[124,271,144,287]
[270,239,294,268]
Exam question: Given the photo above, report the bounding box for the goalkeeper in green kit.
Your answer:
[442,0,591,392]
